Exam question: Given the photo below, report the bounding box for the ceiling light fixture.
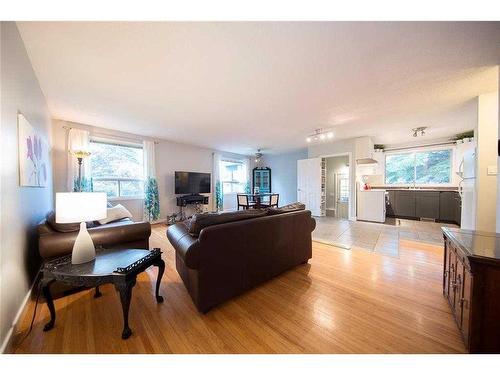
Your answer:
[412,127,427,137]
[306,128,334,143]
[255,149,263,164]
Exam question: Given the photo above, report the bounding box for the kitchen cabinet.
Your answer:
[442,227,500,353]
[386,190,461,224]
[439,192,455,222]
[454,192,462,225]
[394,191,416,217]
[415,191,440,219]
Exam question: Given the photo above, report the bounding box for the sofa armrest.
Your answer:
[39,220,151,260]
[166,223,201,269]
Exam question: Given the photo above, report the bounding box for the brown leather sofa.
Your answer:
[38,215,151,260]
[167,208,316,313]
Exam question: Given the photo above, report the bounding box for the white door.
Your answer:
[297,158,322,216]
[297,159,308,206]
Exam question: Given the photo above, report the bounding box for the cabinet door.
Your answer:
[416,191,440,219]
[395,191,416,217]
[461,267,473,348]
[454,260,464,328]
[447,248,457,308]
[443,240,451,299]
[439,192,455,221]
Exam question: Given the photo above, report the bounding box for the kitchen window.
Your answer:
[220,159,247,193]
[385,149,452,185]
[89,139,144,198]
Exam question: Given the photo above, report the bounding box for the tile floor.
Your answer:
[312,216,459,257]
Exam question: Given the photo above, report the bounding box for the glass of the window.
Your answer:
[415,150,451,184]
[93,180,119,198]
[89,140,144,198]
[385,153,415,185]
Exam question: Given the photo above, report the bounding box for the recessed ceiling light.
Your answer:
[306,137,311,143]
[327,132,333,138]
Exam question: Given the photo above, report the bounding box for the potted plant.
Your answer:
[454,130,474,144]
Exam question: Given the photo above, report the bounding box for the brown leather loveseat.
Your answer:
[167,205,316,313]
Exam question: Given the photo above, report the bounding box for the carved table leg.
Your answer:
[154,258,165,303]
[42,279,56,331]
[94,286,102,298]
[115,278,136,339]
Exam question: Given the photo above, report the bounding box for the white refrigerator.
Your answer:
[458,148,476,230]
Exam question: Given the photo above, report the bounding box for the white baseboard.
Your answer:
[0,274,38,354]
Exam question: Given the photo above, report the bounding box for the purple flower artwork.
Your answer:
[18,113,49,187]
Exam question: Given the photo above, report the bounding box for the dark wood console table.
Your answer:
[442,227,500,353]
[42,248,165,339]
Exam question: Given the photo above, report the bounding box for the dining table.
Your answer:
[242,193,274,209]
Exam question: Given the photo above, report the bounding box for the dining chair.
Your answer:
[237,194,256,210]
[260,194,279,208]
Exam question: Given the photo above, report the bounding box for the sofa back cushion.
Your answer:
[266,202,306,216]
[186,209,267,237]
[46,211,95,233]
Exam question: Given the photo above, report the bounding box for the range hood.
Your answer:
[356,157,378,165]
[355,137,378,165]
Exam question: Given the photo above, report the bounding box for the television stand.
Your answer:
[176,194,209,221]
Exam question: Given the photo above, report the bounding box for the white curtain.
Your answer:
[143,140,160,222]
[143,140,156,179]
[243,157,251,193]
[67,128,90,191]
[213,152,223,211]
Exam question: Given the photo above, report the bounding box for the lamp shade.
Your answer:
[56,192,107,223]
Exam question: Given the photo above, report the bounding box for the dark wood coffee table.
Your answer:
[41,247,165,339]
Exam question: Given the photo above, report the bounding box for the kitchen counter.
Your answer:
[371,186,458,192]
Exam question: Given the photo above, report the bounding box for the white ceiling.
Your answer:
[17,22,500,155]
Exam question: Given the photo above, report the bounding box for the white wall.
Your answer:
[0,22,53,351]
[476,91,499,232]
[260,149,308,206]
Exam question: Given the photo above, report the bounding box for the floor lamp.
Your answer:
[70,150,91,192]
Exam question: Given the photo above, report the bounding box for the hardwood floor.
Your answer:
[11,224,465,353]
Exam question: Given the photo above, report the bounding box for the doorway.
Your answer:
[325,155,350,219]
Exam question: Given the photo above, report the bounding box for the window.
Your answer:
[385,149,452,185]
[220,160,246,193]
[89,140,144,198]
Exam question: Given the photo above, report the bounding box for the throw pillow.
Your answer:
[98,204,133,225]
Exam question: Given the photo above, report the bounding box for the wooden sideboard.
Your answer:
[442,227,500,353]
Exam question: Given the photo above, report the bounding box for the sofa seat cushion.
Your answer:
[186,209,267,237]
[267,202,306,216]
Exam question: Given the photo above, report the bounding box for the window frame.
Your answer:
[219,158,247,194]
[89,137,145,200]
[384,146,454,187]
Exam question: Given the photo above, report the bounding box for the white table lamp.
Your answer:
[56,192,107,264]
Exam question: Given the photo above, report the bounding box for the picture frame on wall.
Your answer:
[17,113,49,187]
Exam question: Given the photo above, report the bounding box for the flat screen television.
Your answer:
[175,171,211,194]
